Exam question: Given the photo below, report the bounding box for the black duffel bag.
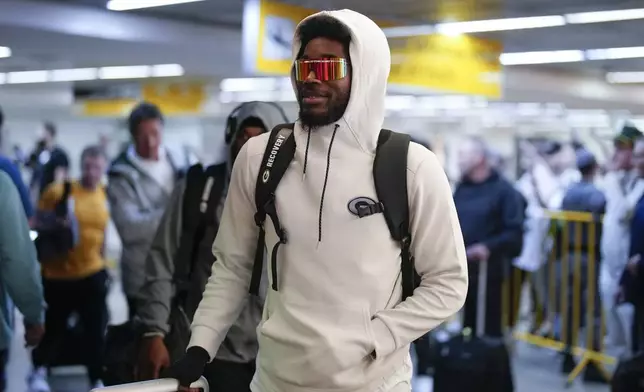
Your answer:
[34,181,78,262]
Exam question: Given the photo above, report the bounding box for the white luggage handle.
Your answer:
[90,377,209,392]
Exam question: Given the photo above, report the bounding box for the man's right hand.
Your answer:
[163,346,209,390]
[24,323,45,347]
[137,335,170,381]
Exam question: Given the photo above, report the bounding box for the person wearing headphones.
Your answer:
[135,101,288,392]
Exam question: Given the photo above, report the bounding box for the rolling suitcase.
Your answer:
[433,259,514,392]
[612,352,644,391]
[90,376,209,392]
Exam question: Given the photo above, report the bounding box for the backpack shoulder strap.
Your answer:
[55,181,72,217]
[249,123,296,296]
[374,129,415,299]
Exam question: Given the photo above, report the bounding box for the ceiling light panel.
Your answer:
[500,50,585,65]
[106,0,205,11]
[7,71,49,84]
[151,64,185,77]
[586,46,644,60]
[0,46,11,59]
[566,8,644,24]
[0,65,183,84]
[98,65,151,79]
[435,15,566,34]
[606,72,644,84]
[50,68,98,82]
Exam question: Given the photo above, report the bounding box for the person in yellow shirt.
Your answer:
[29,145,110,392]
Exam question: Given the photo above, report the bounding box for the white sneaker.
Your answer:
[91,380,105,389]
[27,367,51,392]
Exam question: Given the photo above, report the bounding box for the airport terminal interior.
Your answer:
[3,0,644,391]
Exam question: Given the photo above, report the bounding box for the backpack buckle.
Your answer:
[254,212,265,227]
[357,202,384,218]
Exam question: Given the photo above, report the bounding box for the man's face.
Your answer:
[134,119,162,160]
[81,155,106,188]
[232,125,265,163]
[457,140,484,177]
[632,141,644,177]
[296,37,351,128]
[613,144,633,171]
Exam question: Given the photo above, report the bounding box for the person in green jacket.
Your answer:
[0,171,46,391]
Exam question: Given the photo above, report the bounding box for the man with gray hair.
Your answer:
[453,137,525,338]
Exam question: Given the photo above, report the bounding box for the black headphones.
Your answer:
[224,101,289,145]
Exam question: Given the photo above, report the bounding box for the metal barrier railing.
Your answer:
[508,210,614,386]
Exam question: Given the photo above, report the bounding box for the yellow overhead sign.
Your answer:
[142,82,207,115]
[242,0,503,98]
[389,34,502,98]
[77,82,207,117]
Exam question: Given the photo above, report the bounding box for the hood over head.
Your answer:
[292,10,391,154]
[230,101,289,144]
[227,101,289,165]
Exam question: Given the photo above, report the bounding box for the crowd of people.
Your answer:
[0,8,643,392]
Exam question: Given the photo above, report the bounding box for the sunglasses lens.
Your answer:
[294,59,347,81]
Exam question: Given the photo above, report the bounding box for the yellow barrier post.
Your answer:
[511,210,615,388]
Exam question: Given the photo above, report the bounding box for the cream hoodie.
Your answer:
[189,9,468,392]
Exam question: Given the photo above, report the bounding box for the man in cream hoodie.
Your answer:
[168,9,468,392]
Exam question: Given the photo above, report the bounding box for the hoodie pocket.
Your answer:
[258,295,375,387]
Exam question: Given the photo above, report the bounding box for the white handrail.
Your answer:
[90,377,208,392]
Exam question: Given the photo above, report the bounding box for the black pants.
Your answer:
[632,304,644,354]
[0,349,7,392]
[32,269,109,384]
[413,336,433,376]
[464,271,504,337]
[203,359,255,392]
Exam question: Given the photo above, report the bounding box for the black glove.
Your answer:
[162,346,209,387]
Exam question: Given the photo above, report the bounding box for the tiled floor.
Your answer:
[6,275,611,392]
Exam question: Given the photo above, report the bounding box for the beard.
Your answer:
[298,89,350,129]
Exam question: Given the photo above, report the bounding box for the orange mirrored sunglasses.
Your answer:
[294,58,348,82]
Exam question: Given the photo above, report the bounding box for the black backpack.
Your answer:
[102,163,225,386]
[34,181,78,263]
[248,123,418,300]
[165,163,227,361]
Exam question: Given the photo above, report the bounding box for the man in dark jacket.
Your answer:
[26,122,69,198]
[620,137,644,354]
[558,149,608,383]
[453,137,524,337]
[135,101,288,392]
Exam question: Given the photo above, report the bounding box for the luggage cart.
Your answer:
[90,376,208,392]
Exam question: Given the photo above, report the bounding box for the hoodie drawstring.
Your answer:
[303,127,312,175]
[318,124,339,242]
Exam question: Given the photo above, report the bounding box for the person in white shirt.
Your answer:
[600,124,644,354]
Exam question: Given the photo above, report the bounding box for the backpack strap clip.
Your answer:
[263,194,288,244]
[357,202,384,218]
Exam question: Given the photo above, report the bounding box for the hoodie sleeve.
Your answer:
[188,143,259,360]
[106,175,165,244]
[370,152,468,358]
[136,180,186,334]
[0,172,45,326]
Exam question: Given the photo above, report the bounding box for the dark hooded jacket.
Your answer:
[135,102,288,363]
